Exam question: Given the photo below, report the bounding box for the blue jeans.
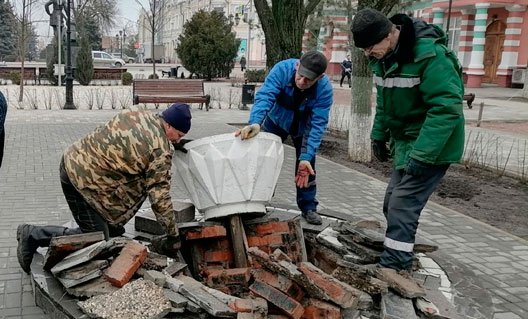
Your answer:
[261,117,318,212]
[380,162,449,270]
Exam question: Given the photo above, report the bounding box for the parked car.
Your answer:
[91,51,126,67]
[111,53,135,64]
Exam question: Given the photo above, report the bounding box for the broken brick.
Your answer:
[252,269,305,301]
[105,241,147,288]
[301,298,341,319]
[250,280,304,319]
[204,250,234,263]
[298,262,359,308]
[206,267,251,287]
[255,221,290,235]
[185,225,227,240]
[247,234,284,247]
[44,232,105,270]
[230,297,268,318]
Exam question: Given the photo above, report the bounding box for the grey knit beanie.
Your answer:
[351,8,393,48]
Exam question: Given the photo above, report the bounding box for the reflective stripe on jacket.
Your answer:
[370,26,465,169]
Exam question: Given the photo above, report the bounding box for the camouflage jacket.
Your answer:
[63,110,178,235]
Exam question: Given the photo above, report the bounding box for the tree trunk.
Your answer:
[348,0,398,162]
[254,0,322,69]
[18,0,28,103]
[348,47,372,162]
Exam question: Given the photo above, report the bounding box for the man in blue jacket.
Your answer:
[235,51,333,225]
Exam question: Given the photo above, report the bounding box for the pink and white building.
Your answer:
[407,0,528,88]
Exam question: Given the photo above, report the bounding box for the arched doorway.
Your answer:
[483,20,506,83]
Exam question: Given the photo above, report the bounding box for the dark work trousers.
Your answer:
[380,164,449,270]
[0,129,4,168]
[261,117,318,213]
[340,72,351,87]
[60,157,125,240]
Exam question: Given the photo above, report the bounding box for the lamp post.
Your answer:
[63,0,75,109]
[116,29,126,58]
[246,0,252,70]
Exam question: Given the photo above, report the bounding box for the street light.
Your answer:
[116,29,126,58]
[63,0,75,109]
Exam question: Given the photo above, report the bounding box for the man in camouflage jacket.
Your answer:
[16,103,193,273]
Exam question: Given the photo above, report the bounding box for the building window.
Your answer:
[446,16,461,52]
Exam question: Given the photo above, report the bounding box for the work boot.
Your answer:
[16,224,73,273]
[301,210,322,225]
[17,224,38,274]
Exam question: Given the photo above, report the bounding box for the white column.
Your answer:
[467,3,490,74]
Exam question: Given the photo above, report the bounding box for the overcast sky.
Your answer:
[25,1,146,45]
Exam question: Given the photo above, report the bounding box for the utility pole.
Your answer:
[63,0,75,109]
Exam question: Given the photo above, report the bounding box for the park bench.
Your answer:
[132,79,211,111]
[0,66,37,83]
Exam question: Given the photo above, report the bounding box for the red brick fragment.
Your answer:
[298,262,357,308]
[247,234,284,247]
[250,280,304,319]
[230,298,254,313]
[185,225,227,240]
[105,241,147,287]
[206,267,251,287]
[204,250,234,263]
[252,269,305,301]
[255,221,290,235]
[301,298,341,319]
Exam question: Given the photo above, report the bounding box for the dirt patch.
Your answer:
[231,122,528,240]
[317,133,528,240]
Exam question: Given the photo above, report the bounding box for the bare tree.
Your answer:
[15,0,38,102]
[349,0,399,162]
[135,0,167,76]
[74,0,118,33]
[253,0,322,68]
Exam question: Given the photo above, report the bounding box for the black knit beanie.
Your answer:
[161,103,192,133]
[351,8,393,48]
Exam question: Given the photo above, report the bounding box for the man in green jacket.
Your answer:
[16,103,192,273]
[351,9,465,271]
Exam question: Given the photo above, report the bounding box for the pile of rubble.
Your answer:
[32,207,460,319]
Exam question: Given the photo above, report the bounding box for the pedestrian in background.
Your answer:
[351,8,465,272]
[235,51,333,225]
[240,56,247,71]
[340,55,352,88]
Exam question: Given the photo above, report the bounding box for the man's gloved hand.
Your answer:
[172,139,193,153]
[234,124,260,140]
[371,140,390,162]
[295,160,315,188]
[405,158,430,176]
[150,234,181,257]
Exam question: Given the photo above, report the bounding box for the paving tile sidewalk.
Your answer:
[1,108,528,318]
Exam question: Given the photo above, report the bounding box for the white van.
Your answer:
[92,51,126,67]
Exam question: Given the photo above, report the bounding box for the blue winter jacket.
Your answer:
[249,59,333,162]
